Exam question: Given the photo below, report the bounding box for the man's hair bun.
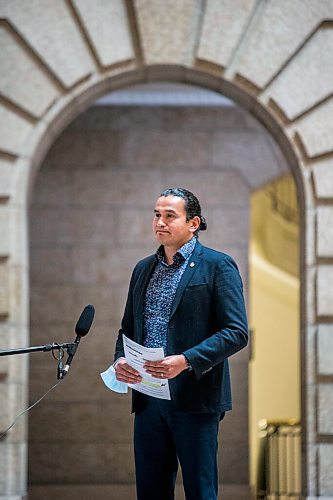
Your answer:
[199,216,207,231]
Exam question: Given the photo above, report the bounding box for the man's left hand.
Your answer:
[143,355,188,379]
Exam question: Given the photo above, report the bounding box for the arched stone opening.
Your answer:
[24,70,305,499]
[2,1,333,496]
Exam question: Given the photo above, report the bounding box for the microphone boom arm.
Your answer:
[0,342,77,380]
[0,342,76,357]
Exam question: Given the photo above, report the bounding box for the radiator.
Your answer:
[257,419,302,499]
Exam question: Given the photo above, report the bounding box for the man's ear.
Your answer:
[189,215,200,233]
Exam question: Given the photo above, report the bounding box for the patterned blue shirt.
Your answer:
[143,237,197,352]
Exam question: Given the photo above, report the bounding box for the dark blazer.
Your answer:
[114,239,248,414]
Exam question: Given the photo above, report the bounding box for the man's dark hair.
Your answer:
[160,187,207,235]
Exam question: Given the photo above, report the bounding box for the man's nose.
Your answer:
[157,217,166,226]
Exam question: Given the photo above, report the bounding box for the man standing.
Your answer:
[114,188,248,500]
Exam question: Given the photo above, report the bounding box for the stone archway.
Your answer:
[1,2,333,498]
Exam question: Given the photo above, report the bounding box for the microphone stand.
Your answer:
[0,342,77,379]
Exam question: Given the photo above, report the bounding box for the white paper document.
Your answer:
[123,335,171,400]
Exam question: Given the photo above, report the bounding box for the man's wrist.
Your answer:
[182,354,192,371]
[113,356,125,368]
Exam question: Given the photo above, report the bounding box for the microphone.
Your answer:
[75,304,95,337]
[60,305,95,379]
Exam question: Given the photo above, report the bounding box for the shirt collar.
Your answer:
[155,237,197,266]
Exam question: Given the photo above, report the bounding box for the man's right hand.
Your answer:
[114,357,142,384]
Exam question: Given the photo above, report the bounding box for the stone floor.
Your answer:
[28,484,251,499]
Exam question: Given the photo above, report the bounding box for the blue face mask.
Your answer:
[100,364,128,394]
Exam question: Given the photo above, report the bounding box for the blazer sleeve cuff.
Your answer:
[182,349,211,380]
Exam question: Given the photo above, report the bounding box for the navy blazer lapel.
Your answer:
[169,240,204,320]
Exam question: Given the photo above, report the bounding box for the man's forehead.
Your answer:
[154,195,185,212]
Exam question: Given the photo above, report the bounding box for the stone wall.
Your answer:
[28,103,287,498]
[1,1,333,497]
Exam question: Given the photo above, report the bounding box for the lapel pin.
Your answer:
[190,262,195,268]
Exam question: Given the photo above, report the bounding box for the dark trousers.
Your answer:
[134,396,223,500]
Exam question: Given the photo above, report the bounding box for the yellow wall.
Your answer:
[249,179,300,490]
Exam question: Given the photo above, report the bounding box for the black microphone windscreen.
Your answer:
[75,305,95,337]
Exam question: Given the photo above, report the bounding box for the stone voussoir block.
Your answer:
[317,206,333,258]
[262,27,333,121]
[317,325,333,376]
[0,0,95,88]
[0,441,27,494]
[0,207,11,256]
[0,381,28,442]
[232,0,330,89]
[0,263,9,319]
[294,97,333,159]
[197,0,256,68]
[318,383,333,436]
[316,265,333,318]
[0,160,17,200]
[0,26,60,118]
[312,158,333,200]
[71,0,134,67]
[0,105,33,157]
[319,444,333,496]
[134,0,201,66]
